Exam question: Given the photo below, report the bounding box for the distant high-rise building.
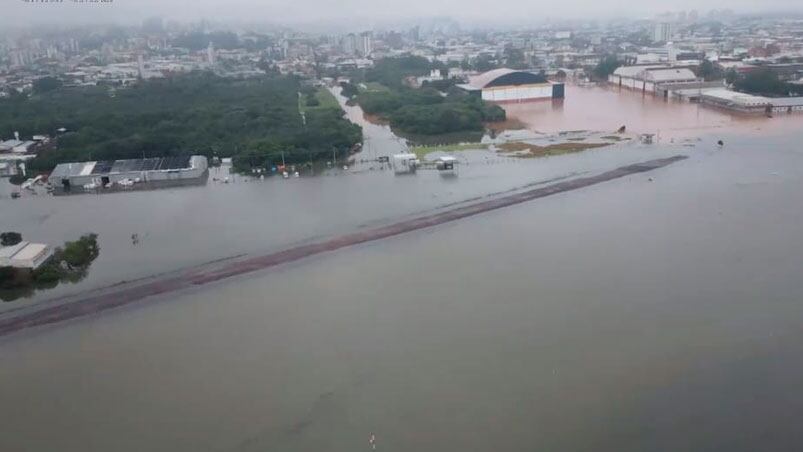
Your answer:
[653,22,673,43]
[359,32,372,57]
[410,26,420,42]
[342,34,358,56]
[207,42,216,65]
[137,54,145,78]
[386,31,403,49]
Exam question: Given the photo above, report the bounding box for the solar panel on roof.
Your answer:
[91,161,114,174]
[162,156,191,170]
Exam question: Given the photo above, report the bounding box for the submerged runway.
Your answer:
[0,155,687,338]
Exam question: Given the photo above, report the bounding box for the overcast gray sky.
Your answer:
[2,0,803,29]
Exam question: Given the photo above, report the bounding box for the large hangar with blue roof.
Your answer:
[458,68,565,103]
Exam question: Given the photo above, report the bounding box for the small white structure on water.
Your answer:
[435,156,458,174]
[0,241,53,269]
[392,153,419,175]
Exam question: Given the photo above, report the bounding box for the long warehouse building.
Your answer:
[458,68,565,103]
[49,155,208,195]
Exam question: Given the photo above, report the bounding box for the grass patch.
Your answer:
[601,135,624,141]
[300,87,341,113]
[410,142,490,159]
[497,141,612,158]
[359,82,391,93]
[566,137,586,141]
[401,130,484,147]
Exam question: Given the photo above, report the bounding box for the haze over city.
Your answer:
[3,0,803,28]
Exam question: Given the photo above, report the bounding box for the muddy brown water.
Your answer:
[2,88,803,451]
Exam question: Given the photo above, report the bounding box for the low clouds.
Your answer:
[2,0,802,27]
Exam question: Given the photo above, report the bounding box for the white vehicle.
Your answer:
[392,153,419,175]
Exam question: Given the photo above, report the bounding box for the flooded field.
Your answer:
[2,87,803,452]
[503,84,803,139]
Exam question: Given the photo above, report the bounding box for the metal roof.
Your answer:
[467,68,549,89]
[50,156,195,179]
[644,68,697,82]
[701,88,771,106]
[50,161,96,179]
[769,97,803,107]
[612,65,665,78]
[468,68,518,89]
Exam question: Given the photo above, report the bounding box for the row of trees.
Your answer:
[0,73,362,173]
[732,69,802,97]
[345,56,506,138]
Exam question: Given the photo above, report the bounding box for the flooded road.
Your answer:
[2,89,803,451]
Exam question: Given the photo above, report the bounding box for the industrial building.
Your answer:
[608,65,702,96]
[699,88,803,114]
[49,155,208,195]
[458,68,565,103]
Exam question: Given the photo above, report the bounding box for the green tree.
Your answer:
[696,60,723,81]
[725,68,738,85]
[733,69,800,96]
[1,232,22,247]
[593,55,620,80]
[32,77,63,94]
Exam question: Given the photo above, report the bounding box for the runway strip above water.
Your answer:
[0,155,687,338]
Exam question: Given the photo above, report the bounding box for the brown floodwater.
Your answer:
[503,84,803,139]
[2,89,803,452]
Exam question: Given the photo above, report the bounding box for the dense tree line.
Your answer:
[357,55,432,88]
[733,69,802,97]
[593,55,621,80]
[0,73,361,173]
[695,60,724,81]
[349,57,506,137]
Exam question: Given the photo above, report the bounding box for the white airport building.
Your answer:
[458,68,565,103]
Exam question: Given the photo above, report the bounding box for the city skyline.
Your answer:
[3,0,803,30]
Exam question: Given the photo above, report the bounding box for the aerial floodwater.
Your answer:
[503,84,803,138]
[3,91,803,452]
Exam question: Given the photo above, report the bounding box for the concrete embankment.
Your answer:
[0,155,687,338]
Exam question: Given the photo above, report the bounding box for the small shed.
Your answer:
[0,241,53,269]
[392,153,419,174]
[435,156,458,173]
